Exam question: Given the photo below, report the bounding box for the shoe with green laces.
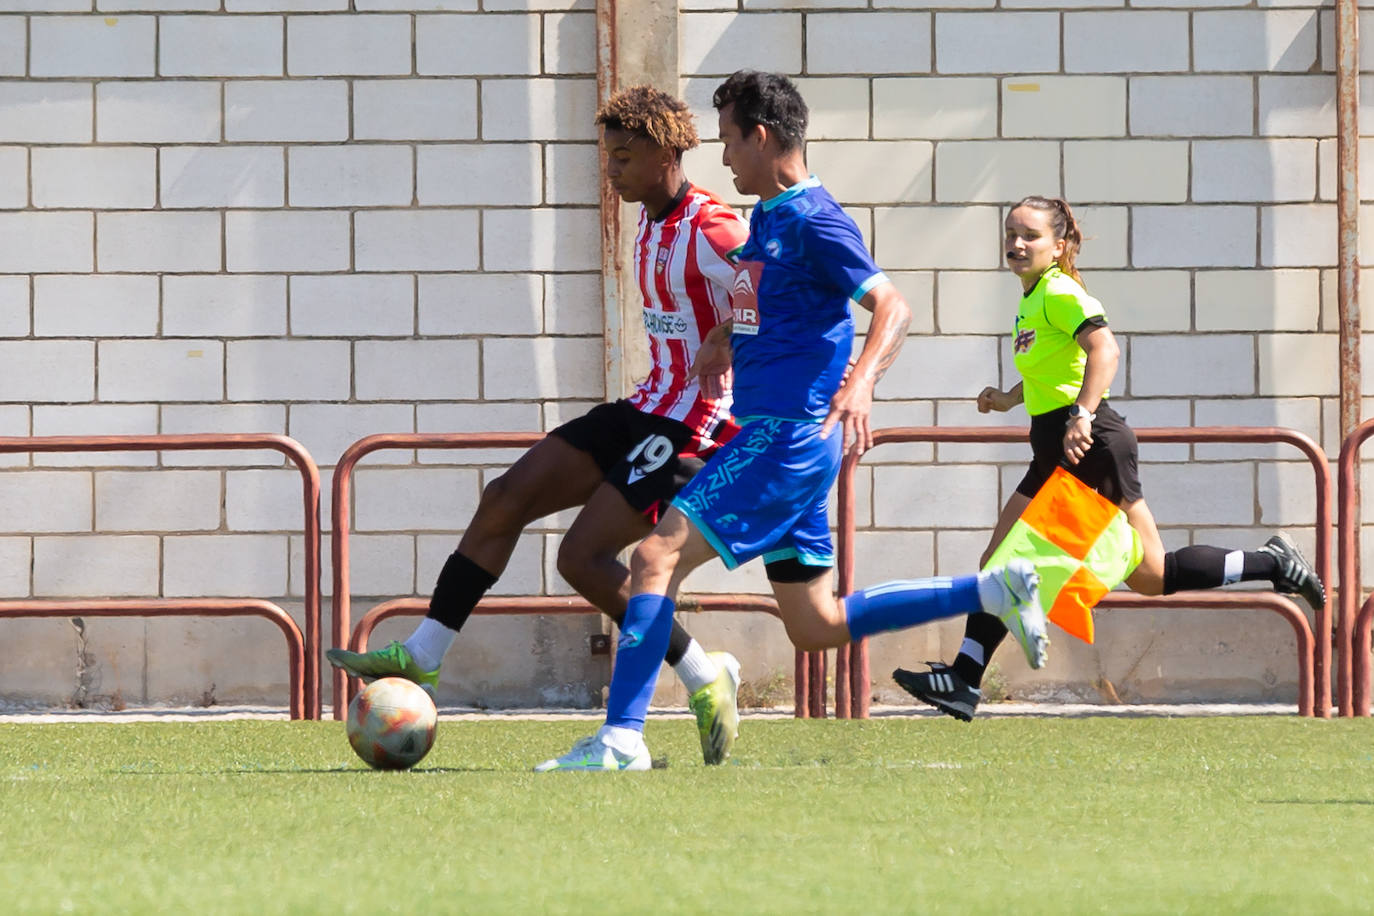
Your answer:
[325,641,440,696]
[688,651,741,765]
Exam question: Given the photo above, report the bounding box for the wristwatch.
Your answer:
[1067,404,1095,424]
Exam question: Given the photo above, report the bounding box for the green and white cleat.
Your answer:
[325,641,439,696]
[995,559,1050,670]
[688,651,741,765]
[534,733,651,773]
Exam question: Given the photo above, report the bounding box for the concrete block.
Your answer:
[1193,397,1321,461]
[1194,10,1317,73]
[1261,204,1334,268]
[34,535,159,596]
[1073,206,1128,269]
[480,78,598,141]
[226,468,316,532]
[355,209,480,272]
[882,335,1000,399]
[99,340,223,402]
[1064,141,1188,202]
[163,534,289,597]
[545,143,598,206]
[1144,462,1254,525]
[1079,270,1190,332]
[852,530,935,584]
[226,210,349,272]
[101,1,225,12]
[1258,76,1333,137]
[288,402,416,470]
[0,471,92,533]
[934,12,1058,74]
[416,402,541,435]
[98,211,221,272]
[355,339,481,400]
[287,14,411,76]
[808,13,930,74]
[1103,398,1195,463]
[96,470,221,532]
[0,538,29,597]
[225,80,349,142]
[159,14,282,77]
[419,273,543,335]
[416,13,540,75]
[0,82,91,143]
[353,468,480,531]
[227,0,344,7]
[483,336,602,400]
[926,398,1027,463]
[0,341,93,403]
[288,145,412,207]
[32,404,157,468]
[225,339,349,401]
[886,271,936,335]
[417,144,541,206]
[163,275,288,337]
[809,141,931,204]
[1003,77,1126,139]
[31,14,154,77]
[936,270,1012,334]
[1319,9,1374,72]
[34,274,159,337]
[935,141,1059,202]
[543,12,594,74]
[1258,332,1335,396]
[0,145,24,207]
[1129,75,1253,138]
[0,212,92,272]
[1193,139,1317,204]
[793,78,869,139]
[483,208,599,271]
[1132,206,1257,268]
[160,146,285,208]
[97,81,220,143]
[679,144,751,209]
[300,533,414,598]
[873,463,1001,527]
[1129,334,1255,396]
[680,13,801,75]
[0,16,23,76]
[0,276,25,337]
[874,206,1001,270]
[159,403,289,468]
[289,275,415,337]
[1317,138,1374,201]
[32,146,155,208]
[1196,269,1319,332]
[1064,11,1189,73]
[1318,267,1374,331]
[354,79,477,141]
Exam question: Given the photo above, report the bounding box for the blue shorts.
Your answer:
[671,417,841,571]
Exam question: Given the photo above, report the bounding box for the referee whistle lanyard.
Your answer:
[983,467,1144,644]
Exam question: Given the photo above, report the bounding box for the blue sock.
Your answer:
[844,575,984,641]
[604,593,676,731]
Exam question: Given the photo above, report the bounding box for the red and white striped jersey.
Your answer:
[627,183,748,450]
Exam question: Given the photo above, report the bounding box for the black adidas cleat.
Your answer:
[893,663,981,722]
[1258,532,1326,613]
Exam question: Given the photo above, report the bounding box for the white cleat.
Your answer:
[996,558,1050,670]
[534,732,651,773]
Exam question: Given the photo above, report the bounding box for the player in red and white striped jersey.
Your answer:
[327,86,750,765]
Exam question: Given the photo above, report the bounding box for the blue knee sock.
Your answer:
[604,593,676,731]
[844,575,984,641]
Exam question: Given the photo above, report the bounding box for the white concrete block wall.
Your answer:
[0,4,1352,708]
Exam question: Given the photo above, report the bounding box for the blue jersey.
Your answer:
[729,177,888,422]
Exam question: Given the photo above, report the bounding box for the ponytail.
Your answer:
[1013,195,1085,287]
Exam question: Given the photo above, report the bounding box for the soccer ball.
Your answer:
[345,677,438,770]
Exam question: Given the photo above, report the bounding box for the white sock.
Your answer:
[673,640,719,693]
[402,617,457,672]
[957,637,985,667]
[975,569,1008,614]
[597,724,646,754]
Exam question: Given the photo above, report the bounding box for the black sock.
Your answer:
[427,551,497,631]
[1162,546,1278,594]
[951,612,1007,688]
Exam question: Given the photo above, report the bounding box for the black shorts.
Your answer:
[550,400,716,522]
[1016,401,1143,505]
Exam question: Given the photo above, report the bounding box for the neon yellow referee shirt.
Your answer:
[1011,265,1108,416]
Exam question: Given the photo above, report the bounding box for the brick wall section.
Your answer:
[0,1,1353,708]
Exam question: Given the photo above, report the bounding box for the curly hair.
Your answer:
[595,85,699,156]
[712,70,808,152]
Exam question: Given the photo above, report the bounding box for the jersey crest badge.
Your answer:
[1014,328,1036,354]
[655,247,670,274]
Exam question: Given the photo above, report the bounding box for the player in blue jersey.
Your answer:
[535,71,1050,772]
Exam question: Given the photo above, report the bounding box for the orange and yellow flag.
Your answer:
[983,467,1143,644]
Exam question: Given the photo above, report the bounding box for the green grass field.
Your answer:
[3,715,1372,914]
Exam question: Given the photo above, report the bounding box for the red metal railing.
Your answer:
[836,426,1331,719]
[330,433,807,718]
[1339,419,1374,715]
[0,434,322,719]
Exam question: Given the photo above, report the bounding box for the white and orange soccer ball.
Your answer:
[345,677,438,770]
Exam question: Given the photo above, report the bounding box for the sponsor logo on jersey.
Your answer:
[642,307,690,337]
[765,238,782,259]
[732,261,764,336]
[1014,328,1036,354]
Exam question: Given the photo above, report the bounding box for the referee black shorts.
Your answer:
[1015,400,1143,506]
